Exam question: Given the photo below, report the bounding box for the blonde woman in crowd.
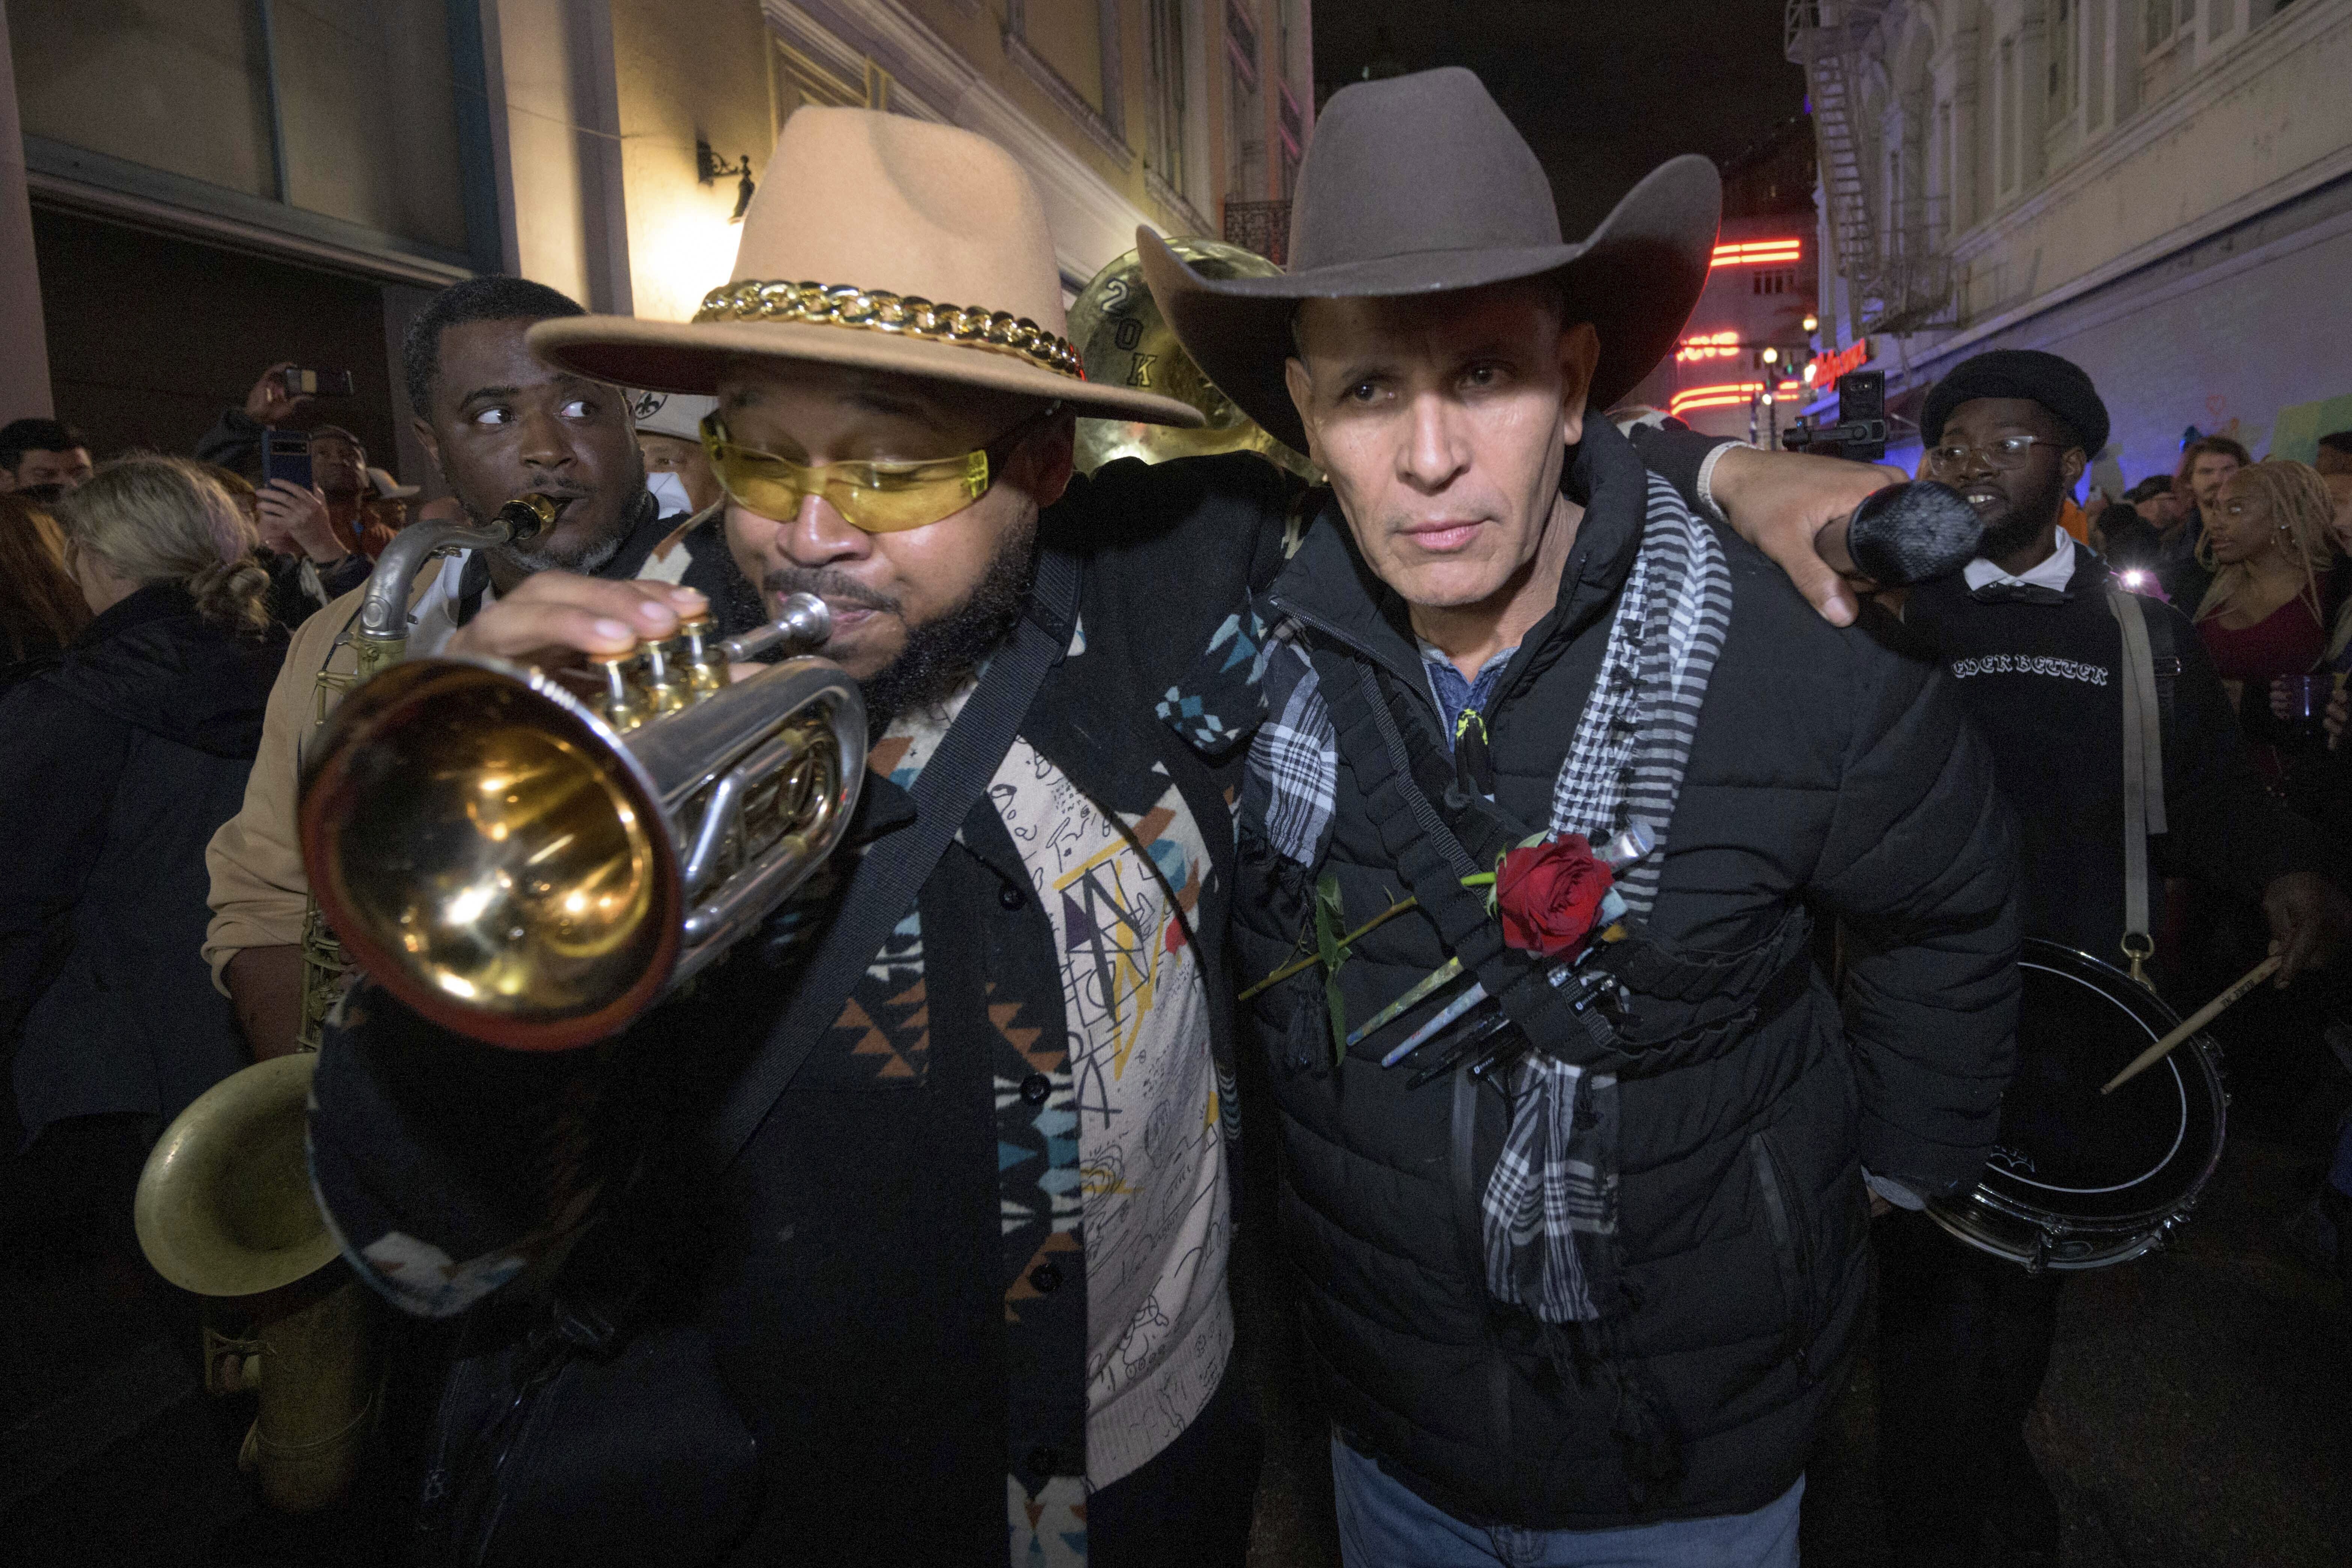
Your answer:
[2193,460,2343,761]
[0,456,286,1262]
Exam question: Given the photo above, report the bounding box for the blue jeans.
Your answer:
[1331,1437,1803,1568]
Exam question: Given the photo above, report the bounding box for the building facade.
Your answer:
[1788,0,2352,477]
[0,0,1312,483]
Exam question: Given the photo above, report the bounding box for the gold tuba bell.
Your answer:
[298,594,865,1051]
[1067,237,1319,480]
[135,1054,376,1512]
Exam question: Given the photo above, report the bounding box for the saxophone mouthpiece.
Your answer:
[497,493,561,543]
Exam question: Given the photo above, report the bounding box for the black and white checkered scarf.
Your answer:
[1209,473,1731,1325]
[1485,472,1732,1323]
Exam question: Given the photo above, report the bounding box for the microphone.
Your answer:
[1812,481,1983,588]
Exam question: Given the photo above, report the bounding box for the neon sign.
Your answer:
[1710,238,1803,268]
[1677,330,1741,363]
[1669,384,1759,417]
[1668,380,1808,418]
[1813,338,1871,394]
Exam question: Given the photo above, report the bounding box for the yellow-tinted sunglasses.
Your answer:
[698,403,1061,534]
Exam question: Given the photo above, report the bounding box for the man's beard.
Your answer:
[764,516,1039,730]
[1980,465,2069,562]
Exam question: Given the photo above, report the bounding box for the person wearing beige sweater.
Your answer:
[202,274,754,1057]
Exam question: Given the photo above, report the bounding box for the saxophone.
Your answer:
[292,495,560,1048]
[136,496,559,1509]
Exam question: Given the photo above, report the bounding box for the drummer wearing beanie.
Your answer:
[1876,348,2350,1566]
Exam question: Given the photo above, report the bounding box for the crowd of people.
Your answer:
[2,67,2349,1568]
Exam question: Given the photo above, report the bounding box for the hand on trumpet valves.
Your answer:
[444,571,716,669]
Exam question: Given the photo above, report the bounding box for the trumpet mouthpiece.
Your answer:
[721,593,834,663]
[775,593,831,646]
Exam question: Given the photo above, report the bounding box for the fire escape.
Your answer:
[1785,0,1955,341]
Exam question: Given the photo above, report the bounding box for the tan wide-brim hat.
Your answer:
[531,109,1202,429]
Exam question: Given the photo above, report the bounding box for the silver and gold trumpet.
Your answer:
[297,591,864,1052]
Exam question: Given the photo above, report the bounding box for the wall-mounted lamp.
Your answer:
[1802,313,1819,335]
[697,139,756,223]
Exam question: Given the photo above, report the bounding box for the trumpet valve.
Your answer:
[640,639,691,715]
[678,614,728,696]
[590,651,653,731]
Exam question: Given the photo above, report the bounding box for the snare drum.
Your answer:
[1927,939,2227,1272]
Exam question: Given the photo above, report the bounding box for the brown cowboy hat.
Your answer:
[531,109,1201,428]
[1137,68,1719,455]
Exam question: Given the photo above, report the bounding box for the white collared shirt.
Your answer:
[1961,528,2076,594]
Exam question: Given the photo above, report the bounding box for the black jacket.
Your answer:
[306,455,1293,1565]
[1223,419,2020,1529]
[0,585,284,1144]
[1904,550,2323,953]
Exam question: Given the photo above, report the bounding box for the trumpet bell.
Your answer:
[300,649,863,1052]
[1067,238,1319,480]
[136,1053,338,1298]
[301,657,683,1051]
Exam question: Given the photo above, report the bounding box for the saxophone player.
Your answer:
[201,277,761,1060]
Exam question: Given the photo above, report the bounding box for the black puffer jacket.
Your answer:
[1227,420,2020,1529]
[0,584,284,1143]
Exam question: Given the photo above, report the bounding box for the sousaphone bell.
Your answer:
[1068,237,1319,480]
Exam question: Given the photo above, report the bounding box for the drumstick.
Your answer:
[2100,954,2281,1095]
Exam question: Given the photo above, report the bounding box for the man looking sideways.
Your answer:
[299,97,1930,1567]
[203,275,751,1061]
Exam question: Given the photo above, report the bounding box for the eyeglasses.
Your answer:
[1925,434,2063,478]
[699,403,1060,534]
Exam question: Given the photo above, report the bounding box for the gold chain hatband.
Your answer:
[693,281,1085,380]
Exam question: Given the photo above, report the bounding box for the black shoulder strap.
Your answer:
[711,548,1082,1165]
[1307,645,1616,1063]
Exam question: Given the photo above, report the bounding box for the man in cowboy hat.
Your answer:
[1133,67,2020,1564]
[300,97,1952,1568]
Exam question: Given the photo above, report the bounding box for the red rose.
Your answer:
[1496,834,1614,958]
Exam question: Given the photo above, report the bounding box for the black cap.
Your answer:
[1920,348,2109,456]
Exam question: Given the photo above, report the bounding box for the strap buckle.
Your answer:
[2120,931,2156,991]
